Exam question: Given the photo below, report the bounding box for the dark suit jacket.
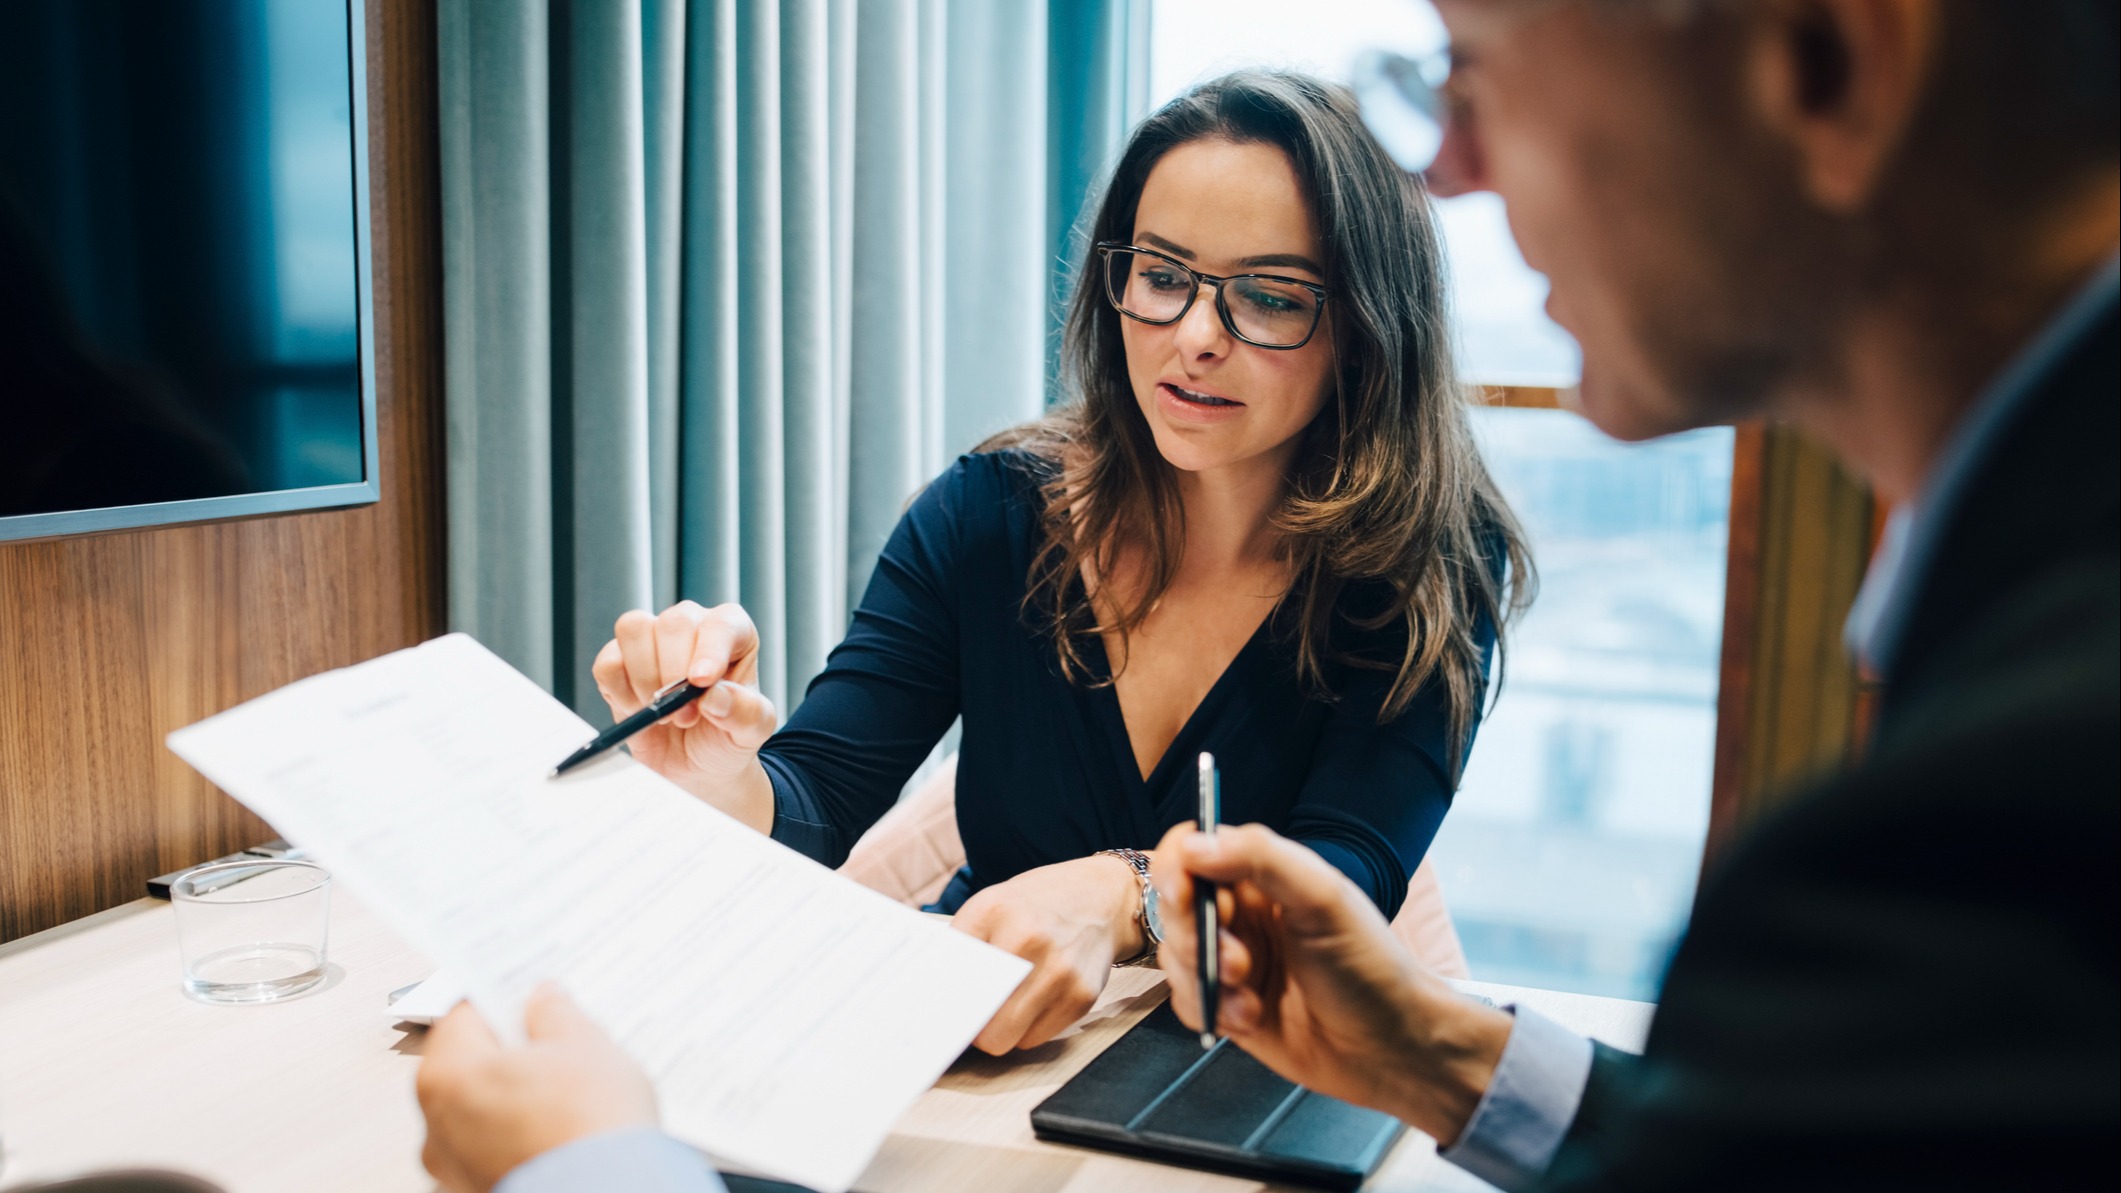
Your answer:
[1539,301,2120,1190]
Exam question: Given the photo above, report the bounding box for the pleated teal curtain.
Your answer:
[1047,0,1150,371]
[440,0,1145,719]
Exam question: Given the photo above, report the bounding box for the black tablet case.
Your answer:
[1030,1003,1405,1189]
[719,1177,817,1193]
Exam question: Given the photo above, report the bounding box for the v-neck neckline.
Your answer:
[1082,605,1281,797]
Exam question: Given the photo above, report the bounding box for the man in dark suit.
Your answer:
[1152,1,2118,1189]
[410,1,2115,1190]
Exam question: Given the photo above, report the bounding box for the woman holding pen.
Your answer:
[592,68,1531,1056]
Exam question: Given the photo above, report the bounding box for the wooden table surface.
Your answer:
[0,891,1654,1193]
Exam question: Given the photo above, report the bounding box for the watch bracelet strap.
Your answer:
[1096,848,1160,967]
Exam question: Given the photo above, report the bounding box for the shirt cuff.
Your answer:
[1438,1004,1594,1192]
[495,1127,723,1193]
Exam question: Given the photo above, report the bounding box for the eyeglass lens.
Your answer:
[1103,250,1321,348]
[1352,50,1450,173]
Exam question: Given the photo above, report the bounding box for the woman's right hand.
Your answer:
[591,601,779,831]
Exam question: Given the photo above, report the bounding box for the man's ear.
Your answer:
[1746,0,1943,212]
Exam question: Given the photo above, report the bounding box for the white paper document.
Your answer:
[166,633,1031,1193]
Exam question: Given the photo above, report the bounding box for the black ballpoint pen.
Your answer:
[549,677,710,777]
[1196,750,1222,1050]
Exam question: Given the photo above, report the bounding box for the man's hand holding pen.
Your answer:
[1150,822,1515,1148]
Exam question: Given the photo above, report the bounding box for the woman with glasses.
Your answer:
[592,69,1532,1055]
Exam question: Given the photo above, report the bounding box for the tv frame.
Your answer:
[0,0,380,546]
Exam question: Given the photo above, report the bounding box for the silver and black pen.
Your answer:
[1196,750,1222,1050]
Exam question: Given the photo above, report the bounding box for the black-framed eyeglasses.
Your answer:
[1094,242,1329,351]
[1351,48,1453,173]
[1352,1,1577,173]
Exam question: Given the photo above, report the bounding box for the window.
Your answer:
[1443,412,1731,999]
[1150,0,1735,999]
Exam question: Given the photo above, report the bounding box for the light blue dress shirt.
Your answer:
[495,1127,721,1193]
[1437,1004,1594,1189]
[1438,252,2121,1193]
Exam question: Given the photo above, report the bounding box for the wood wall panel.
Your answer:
[0,0,443,943]
[1479,385,1568,409]
[1704,423,1874,868]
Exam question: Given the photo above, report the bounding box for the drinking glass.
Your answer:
[172,859,331,1004]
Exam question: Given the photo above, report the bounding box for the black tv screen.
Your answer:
[0,0,376,542]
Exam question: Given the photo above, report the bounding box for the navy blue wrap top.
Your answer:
[760,450,1494,919]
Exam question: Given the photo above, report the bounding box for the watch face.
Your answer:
[1141,879,1164,944]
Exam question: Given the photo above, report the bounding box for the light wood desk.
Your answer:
[0,892,1653,1193]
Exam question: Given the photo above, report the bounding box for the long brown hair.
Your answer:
[989,69,1533,757]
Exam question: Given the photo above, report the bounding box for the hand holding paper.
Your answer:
[167,634,1031,1193]
[416,984,659,1193]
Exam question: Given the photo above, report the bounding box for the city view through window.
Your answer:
[1151,1,1735,999]
[1441,411,1732,999]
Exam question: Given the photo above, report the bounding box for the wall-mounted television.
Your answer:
[0,0,376,544]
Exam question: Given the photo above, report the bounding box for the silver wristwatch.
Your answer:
[1097,847,1162,967]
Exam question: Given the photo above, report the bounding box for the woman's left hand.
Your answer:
[953,853,1148,1054]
